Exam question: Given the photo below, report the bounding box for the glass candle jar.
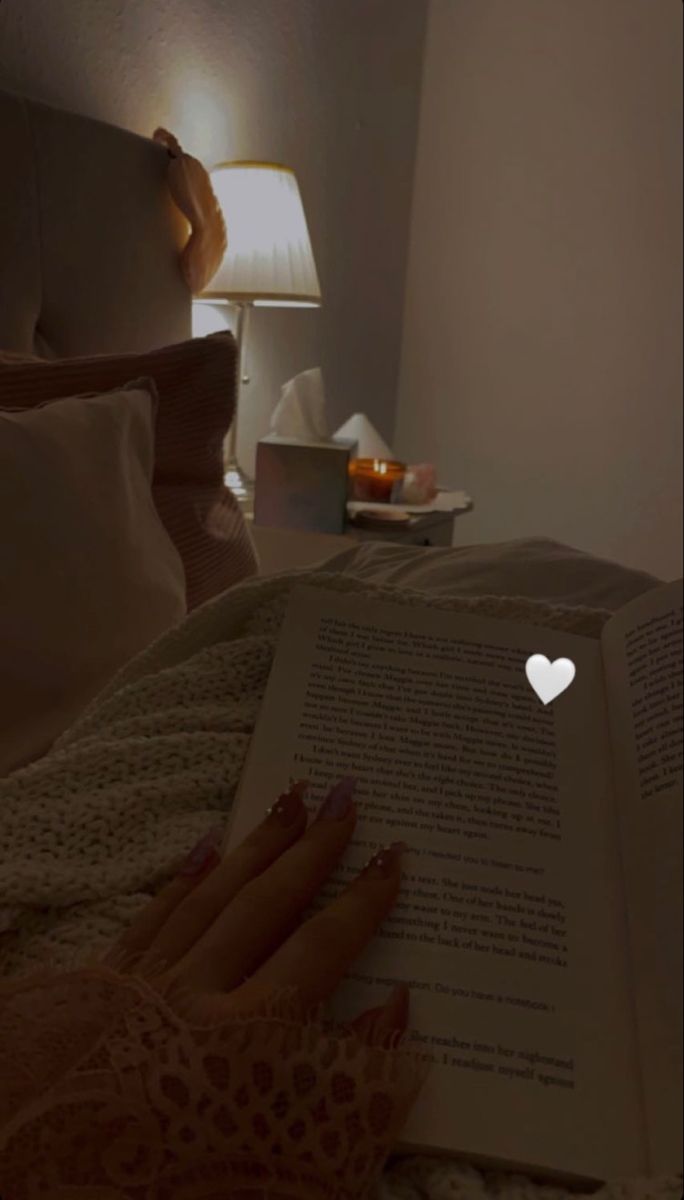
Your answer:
[348,458,406,503]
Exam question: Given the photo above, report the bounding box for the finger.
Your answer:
[348,983,411,1047]
[182,979,412,1039]
[105,782,306,969]
[232,840,408,1010]
[166,778,359,992]
[102,826,224,968]
[145,780,311,970]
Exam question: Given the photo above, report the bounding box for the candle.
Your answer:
[348,458,405,503]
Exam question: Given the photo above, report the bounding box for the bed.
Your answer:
[0,89,672,1200]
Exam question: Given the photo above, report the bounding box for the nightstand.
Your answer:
[246,496,473,574]
[345,507,464,547]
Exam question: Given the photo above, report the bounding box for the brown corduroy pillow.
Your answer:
[0,332,258,609]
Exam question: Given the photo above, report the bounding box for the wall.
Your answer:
[0,0,428,475]
[395,0,682,579]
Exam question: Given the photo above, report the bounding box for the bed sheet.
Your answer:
[316,536,661,612]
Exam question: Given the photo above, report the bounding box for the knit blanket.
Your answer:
[0,569,678,1200]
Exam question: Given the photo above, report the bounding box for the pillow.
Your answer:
[0,333,258,609]
[0,380,186,775]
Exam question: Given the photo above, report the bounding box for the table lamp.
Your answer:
[198,161,322,506]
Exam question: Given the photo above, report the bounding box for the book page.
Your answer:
[601,579,683,1174]
[225,586,646,1180]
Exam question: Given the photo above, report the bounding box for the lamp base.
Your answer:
[224,456,254,513]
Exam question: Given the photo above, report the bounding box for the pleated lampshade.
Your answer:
[201,161,322,306]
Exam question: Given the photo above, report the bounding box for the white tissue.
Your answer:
[270,367,330,441]
[333,412,394,461]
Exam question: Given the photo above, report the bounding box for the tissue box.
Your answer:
[254,435,357,534]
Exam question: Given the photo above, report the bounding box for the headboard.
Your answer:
[0,89,191,358]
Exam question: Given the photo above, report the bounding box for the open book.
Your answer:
[224,577,683,1183]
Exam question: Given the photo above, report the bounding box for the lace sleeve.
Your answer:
[0,965,429,1200]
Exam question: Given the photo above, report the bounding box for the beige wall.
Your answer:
[395,0,682,579]
[0,0,427,475]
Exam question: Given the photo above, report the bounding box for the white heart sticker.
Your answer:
[525,654,576,705]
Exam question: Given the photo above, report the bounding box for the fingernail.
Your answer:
[179,827,223,877]
[316,776,356,822]
[265,779,309,827]
[360,841,408,879]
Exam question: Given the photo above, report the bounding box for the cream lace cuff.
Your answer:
[0,965,429,1199]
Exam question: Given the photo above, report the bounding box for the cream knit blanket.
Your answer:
[0,570,677,1200]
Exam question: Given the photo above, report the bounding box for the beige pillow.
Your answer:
[0,333,259,611]
[0,380,186,775]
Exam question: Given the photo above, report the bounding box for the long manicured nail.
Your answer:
[265,779,309,827]
[361,841,408,879]
[316,776,356,822]
[178,827,223,877]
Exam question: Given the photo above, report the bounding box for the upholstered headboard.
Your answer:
[0,89,191,358]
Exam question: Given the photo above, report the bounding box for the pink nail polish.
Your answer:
[266,779,309,826]
[315,777,356,822]
[179,828,222,877]
[361,841,408,878]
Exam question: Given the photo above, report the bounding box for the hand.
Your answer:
[103,777,410,1042]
